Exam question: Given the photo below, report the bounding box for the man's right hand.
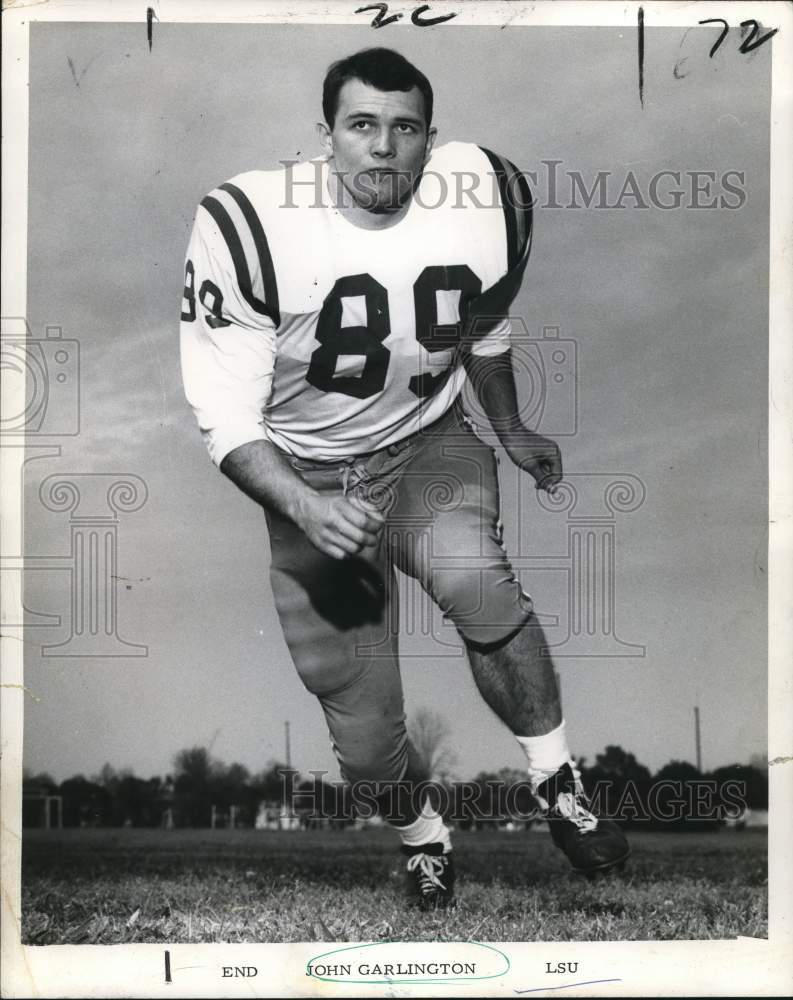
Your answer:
[295,492,385,560]
[220,439,386,559]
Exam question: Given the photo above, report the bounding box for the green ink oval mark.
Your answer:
[305,940,510,984]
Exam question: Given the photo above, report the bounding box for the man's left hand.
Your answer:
[502,430,563,494]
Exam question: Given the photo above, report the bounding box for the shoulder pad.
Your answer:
[198,172,281,326]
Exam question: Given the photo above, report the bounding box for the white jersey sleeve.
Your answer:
[467,316,512,357]
[179,198,278,468]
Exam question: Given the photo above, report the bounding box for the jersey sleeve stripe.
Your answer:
[510,164,534,262]
[199,192,281,327]
[479,146,518,269]
[478,147,533,273]
[219,182,281,327]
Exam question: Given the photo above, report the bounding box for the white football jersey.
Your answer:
[180,141,532,464]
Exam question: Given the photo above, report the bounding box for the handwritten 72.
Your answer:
[639,8,778,105]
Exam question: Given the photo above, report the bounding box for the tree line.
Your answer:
[22,744,768,831]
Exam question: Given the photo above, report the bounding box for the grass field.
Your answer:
[21,827,767,944]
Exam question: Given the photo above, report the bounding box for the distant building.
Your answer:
[255,800,299,830]
[725,807,769,830]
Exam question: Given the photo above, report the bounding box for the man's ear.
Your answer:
[316,121,333,157]
[423,126,438,164]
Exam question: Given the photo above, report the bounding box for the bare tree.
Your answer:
[407,708,457,780]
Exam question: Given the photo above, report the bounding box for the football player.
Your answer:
[180,47,629,910]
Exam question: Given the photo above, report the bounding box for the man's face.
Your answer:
[319,79,436,214]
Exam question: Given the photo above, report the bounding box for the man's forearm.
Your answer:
[463,349,527,449]
[464,348,563,490]
[220,438,317,525]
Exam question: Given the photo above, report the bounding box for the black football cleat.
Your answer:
[401,842,456,911]
[535,762,630,876]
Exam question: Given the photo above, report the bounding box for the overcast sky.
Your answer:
[22,22,770,783]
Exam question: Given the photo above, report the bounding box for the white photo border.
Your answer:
[1,1,791,997]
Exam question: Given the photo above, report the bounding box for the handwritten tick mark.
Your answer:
[516,979,623,994]
[147,7,158,51]
[637,7,645,107]
[66,55,95,88]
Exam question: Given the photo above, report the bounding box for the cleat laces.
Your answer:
[553,790,599,833]
[406,852,448,895]
[539,764,599,834]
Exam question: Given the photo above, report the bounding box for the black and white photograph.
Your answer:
[1,1,791,996]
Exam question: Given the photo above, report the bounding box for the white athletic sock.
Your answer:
[515,720,575,792]
[395,803,452,853]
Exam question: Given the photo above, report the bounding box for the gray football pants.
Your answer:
[265,403,533,788]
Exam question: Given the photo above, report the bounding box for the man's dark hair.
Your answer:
[322,48,434,129]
